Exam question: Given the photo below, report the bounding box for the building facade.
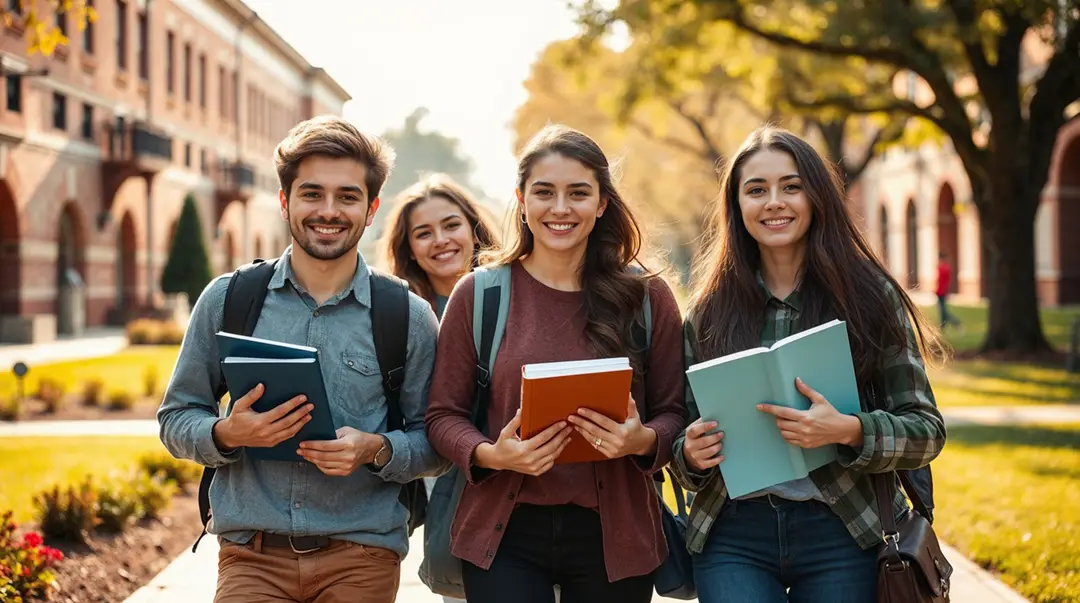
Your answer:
[853,35,1079,308]
[0,0,349,343]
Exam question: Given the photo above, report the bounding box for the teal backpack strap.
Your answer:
[470,264,512,433]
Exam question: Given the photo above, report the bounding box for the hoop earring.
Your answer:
[520,211,527,224]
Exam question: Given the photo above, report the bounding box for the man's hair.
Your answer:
[274,115,396,203]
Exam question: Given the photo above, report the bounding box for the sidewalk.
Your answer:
[0,327,127,369]
[941,404,1080,426]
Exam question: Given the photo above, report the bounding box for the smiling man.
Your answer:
[157,116,443,603]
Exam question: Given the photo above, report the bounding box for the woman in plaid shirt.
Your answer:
[671,126,947,602]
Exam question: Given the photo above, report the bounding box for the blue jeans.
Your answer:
[693,495,878,603]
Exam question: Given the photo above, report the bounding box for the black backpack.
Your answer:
[192,257,426,552]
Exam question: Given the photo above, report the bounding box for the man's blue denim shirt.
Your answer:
[158,246,444,557]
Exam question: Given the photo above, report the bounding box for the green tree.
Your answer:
[160,194,213,307]
[1,0,96,56]
[379,107,480,201]
[582,0,1080,355]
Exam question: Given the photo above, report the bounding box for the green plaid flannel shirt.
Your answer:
[670,279,946,553]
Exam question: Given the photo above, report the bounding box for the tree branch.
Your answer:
[669,99,725,166]
[847,119,907,184]
[626,116,715,162]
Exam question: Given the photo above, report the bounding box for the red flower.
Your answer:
[46,547,64,563]
[22,566,31,577]
[22,532,43,549]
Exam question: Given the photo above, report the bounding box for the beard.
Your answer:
[288,211,366,261]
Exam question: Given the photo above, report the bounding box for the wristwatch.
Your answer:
[371,435,393,470]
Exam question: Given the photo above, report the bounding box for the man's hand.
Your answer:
[297,427,385,477]
[213,383,313,450]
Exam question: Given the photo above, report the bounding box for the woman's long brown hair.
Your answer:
[381,173,500,306]
[688,126,946,388]
[484,124,652,362]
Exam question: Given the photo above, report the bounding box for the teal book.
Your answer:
[216,333,337,462]
[685,319,862,499]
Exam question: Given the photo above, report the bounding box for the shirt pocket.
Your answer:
[333,351,386,431]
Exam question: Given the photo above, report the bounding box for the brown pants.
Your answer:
[214,533,401,603]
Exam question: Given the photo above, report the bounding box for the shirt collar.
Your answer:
[267,245,372,308]
[755,269,803,311]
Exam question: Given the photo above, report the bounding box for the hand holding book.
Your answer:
[212,383,314,451]
[297,427,388,477]
[567,395,658,460]
[681,418,725,473]
[756,377,864,449]
[473,408,573,476]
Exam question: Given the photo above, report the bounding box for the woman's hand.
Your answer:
[681,418,724,473]
[568,395,657,460]
[757,378,864,449]
[473,409,572,476]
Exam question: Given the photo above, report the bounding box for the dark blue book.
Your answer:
[216,331,317,361]
[216,333,337,462]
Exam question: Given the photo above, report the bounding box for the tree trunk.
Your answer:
[977,184,1052,355]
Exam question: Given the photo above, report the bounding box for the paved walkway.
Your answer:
[0,328,127,369]
[941,404,1080,426]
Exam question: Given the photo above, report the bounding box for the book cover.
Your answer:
[520,357,634,465]
[219,356,337,462]
[685,319,861,498]
[216,332,317,362]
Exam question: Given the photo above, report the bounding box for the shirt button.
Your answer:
[829,497,838,504]
[507,493,514,500]
[313,310,320,317]
[485,550,494,558]
[495,523,503,531]
[294,503,302,509]
[347,360,354,367]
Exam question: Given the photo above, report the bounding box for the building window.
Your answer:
[184,142,192,168]
[200,148,207,174]
[52,93,67,131]
[82,0,94,53]
[81,103,93,140]
[218,66,226,118]
[137,10,148,81]
[198,54,206,108]
[231,70,238,123]
[166,32,175,95]
[5,75,21,113]
[56,8,67,36]
[116,0,128,71]
[183,43,191,102]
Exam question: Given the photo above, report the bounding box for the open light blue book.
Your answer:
[685,319,862,499]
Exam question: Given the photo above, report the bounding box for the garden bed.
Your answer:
[48,491,202,603]
[11,395,158,422]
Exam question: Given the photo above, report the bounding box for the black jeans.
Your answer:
[461,504,654,603]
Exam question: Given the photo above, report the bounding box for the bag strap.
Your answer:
[471,265,511,434]
[195,257,277,552]
[369,270,410,431]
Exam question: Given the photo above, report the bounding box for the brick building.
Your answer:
[0,0,349,343]
[853,35,1079,307]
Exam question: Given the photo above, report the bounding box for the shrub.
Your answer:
[34,480,99,543]
[157,321,185,345]
[82,378,105,407]
[143,366,159,399]
[0,397,19,422]
[104,391,136,412]
[128,473,177,520]
[0,511,64,601]
[94,480,142,533]
[35,378,65,414]
[126,318,160,345]
[138,453,201,490]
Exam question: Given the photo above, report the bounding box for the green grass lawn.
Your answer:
[0,436,170,524]
[0,346,180,400]
[916,304,1080,408]
[935,423,1080,603]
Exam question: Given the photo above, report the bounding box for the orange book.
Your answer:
[519,357,633,465]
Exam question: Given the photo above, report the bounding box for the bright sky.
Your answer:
[244,0,586,200]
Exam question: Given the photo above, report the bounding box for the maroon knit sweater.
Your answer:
[425,261,688,582]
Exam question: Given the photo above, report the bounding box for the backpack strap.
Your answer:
[471,265,511,434]
[368,269,410,431]
[194,258,277,552]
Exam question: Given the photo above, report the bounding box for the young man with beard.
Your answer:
[157,115,442,603]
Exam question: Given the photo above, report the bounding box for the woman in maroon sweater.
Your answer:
[425,124,688,603]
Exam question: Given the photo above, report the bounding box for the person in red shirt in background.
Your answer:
[936,252,961,329]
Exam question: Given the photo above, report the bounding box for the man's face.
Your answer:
[280,156,380,261]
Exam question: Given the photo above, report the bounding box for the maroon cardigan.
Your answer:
[425,263,688,582]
